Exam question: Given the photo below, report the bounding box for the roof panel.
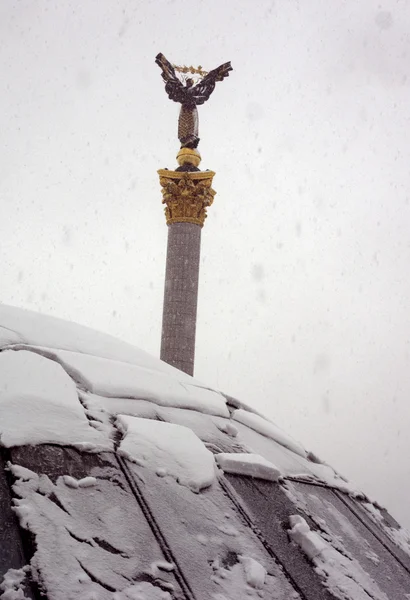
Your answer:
[155,406,247,453]
[337,492,410,572]
[124,459,300,600]
[224,474,334,600]
[7,446,184,599]
[288,481,410,598]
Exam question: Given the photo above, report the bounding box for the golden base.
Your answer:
[176,148,201,168]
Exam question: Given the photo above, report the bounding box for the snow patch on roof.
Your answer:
[232,409,306,457]
[116,416,216,492]
[81,393,160,421]
[210,556,291,599]
[215,453,281,482]
[9,461,169,599]
[288,514,328,559]
[35,347,228,417]
[0,566,30,600]
[216,421,238,437]
[290,462,364,496]
[0,325,23,346]
[8,464,39,483]
[239,555,267,589]
[288,515,388,600]
[0,350,109,450]
[0,303,186,377]
[363,502,410,558]
[113,582,171,599]
[62,476,98,489]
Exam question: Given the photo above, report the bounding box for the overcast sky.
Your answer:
[1,0,410,528]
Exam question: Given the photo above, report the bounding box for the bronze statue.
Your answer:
[155,53,232,149]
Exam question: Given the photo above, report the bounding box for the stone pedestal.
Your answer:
[158,150,215,376]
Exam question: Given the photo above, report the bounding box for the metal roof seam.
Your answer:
[217,474,308,599]
[116,454,195,600]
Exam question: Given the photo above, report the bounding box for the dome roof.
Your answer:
[1,303,410,600]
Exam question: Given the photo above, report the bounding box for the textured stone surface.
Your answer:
[160,222,201,375]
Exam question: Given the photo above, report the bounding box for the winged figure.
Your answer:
[155,53,232,149]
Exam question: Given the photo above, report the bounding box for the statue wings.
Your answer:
[155,53,232,106]
[192,61,233,105]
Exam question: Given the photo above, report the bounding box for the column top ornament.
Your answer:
[158,169,216,228]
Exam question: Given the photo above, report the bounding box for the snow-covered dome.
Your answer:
[1,304,410,600]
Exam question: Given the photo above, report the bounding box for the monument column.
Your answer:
[158,148,215,375]
[155,52,231,375]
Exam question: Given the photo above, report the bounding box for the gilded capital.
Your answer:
[158,169,216,227]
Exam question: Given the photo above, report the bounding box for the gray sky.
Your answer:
[1,0,410,527]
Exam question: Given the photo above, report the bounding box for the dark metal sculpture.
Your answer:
[155,53,232,149]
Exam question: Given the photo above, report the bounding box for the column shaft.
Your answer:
[160,222,201,375]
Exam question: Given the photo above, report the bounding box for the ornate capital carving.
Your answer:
[158,169,216,227]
